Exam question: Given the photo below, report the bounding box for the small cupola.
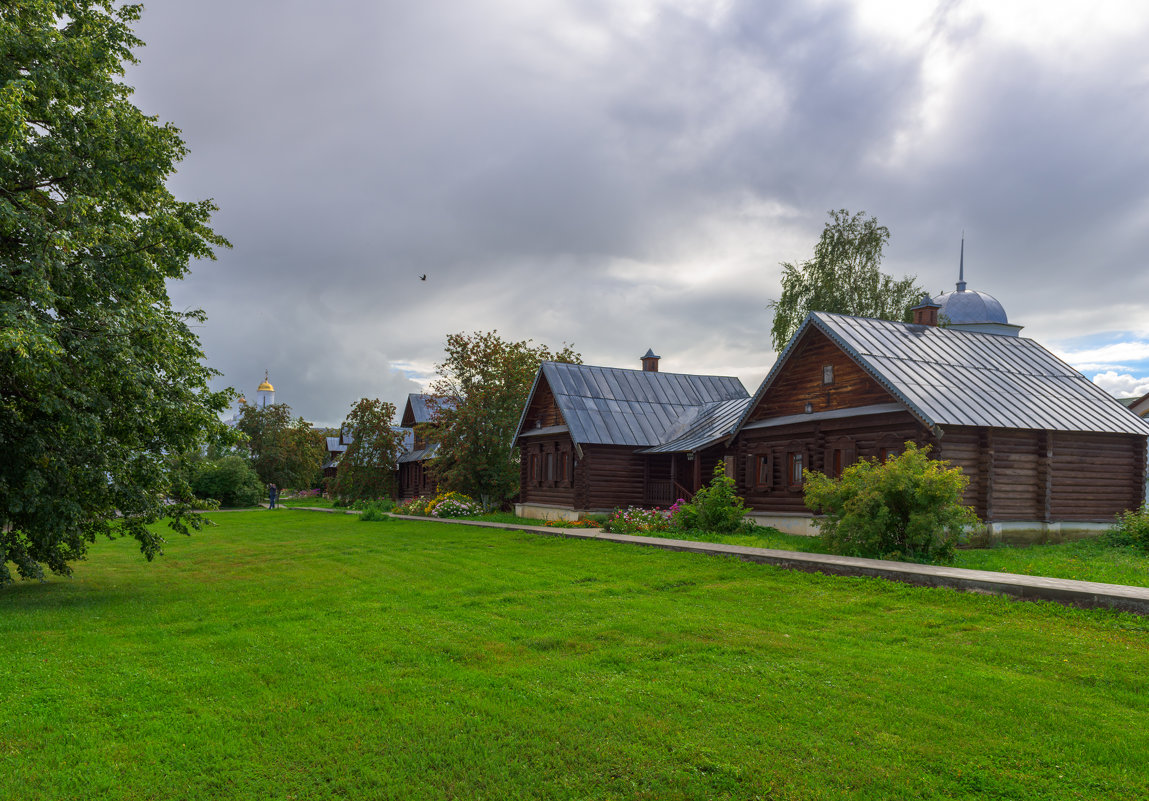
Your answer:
[641,348,660,372]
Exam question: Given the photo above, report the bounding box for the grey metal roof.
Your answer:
[641,397,753,453]
[401,394,456,427]
[325,436,346,454]
[398,443,437,463]
[515,361,748,448]
[735,312,1149,437]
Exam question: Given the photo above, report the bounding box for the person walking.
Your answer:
[268,483,278,510]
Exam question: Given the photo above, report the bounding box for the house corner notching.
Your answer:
[512,313,1149,531]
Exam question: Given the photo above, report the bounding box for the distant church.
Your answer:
[225,371,277,426]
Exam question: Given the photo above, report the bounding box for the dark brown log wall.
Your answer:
[398,460,437,501]
[749,327,894,421]
[519,435,577,507]
[522,377,566,430]
[736,411,929,514]
[581,445,648,510]
[935,426,1144,522]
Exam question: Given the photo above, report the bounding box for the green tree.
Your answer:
[768,209,923,352]
[332,398,406,502]
[803,442,980,562]
[191,455,264,508]
[236,404,325,490]
[425,331,580,506]
[0,1,232,583]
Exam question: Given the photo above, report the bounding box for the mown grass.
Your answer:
[4,511,1148,800]
[637,526,1149,588]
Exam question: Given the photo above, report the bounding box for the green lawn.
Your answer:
[641,526,1149,589]
[3,511,1148,800]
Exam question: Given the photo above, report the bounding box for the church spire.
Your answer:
[956,232,967,292]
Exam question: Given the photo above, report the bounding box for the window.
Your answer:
[756,454,771,487]
[822,364,834,385]
[545,452,555,482]
[831,448,843,478]
[528,453,539,484]
[878,447,898,464]
[788,452,804,487]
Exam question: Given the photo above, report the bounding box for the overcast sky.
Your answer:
[127,0,1149,427]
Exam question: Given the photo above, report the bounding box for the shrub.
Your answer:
[430,492,482,518]
[393,497,430,516]
[1106,504,1149,550]
[602,506,673,534]
[803,442,979,563]
[192,455,264,508]
[359,502,396,522]
[672,465,756,535]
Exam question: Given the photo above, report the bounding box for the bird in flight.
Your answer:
[419,274,427,281]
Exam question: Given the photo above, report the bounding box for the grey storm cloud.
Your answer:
[126,0,1149,424]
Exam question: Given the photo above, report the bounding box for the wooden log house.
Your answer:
[512,300,1149,539]
[727,304,1149,537]
[397,393,445,500]
[512,353,750,521]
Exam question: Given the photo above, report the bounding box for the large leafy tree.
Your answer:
[426,331,580,505]
[768,209,923,352]
[236,404,325,491]
[0,1,232,583]
[332,398,406,502]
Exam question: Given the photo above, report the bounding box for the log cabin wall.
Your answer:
[936,427,1145,522]
[397,460,437,501]
[736,411,930,514]
[518,435,577,508]
[522,379,565,429]
[748,328,894,422]
[581,445,648,510]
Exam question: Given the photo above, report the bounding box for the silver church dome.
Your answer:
[930,240,1022,336]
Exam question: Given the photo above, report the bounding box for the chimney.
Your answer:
[911,294,940,327]
[641,348,660,372]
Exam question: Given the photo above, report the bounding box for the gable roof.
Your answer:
[734,312,1149,437]
[515,361,748,449]
[401,393,455,427]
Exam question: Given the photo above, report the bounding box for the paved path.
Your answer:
[285,506,1149,614]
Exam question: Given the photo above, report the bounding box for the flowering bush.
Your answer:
[431,492,482,518]
[393,497,431,515]
[543,519,599,528]
[602,506,674,534]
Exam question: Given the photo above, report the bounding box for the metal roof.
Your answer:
[515,362,748,448]
[401,394,455,427]
[640,397,753,453]
[735,312,1149,437]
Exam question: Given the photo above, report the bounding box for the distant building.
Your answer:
[225,370,278,427]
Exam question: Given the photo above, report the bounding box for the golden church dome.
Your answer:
[257,380,274,392]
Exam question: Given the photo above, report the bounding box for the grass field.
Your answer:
[638,526,1149,589]
[4,510,1148,800]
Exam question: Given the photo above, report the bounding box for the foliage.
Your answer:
[393,497,431,516]
[425,330,580,505]
[804,442,980,562]
[543,519,599,528]
[359,501,396,522]
[332,398,406,502]
[0,0,233,583]
[1106,504,1149,551]
[768,209,923,351]
[672,464,757,534]
[191,455,263,508]
[429,491,482,518]
[236,403,325,490]
[602,506,674,534]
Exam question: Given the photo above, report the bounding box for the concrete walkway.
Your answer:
[286,506,1149,614]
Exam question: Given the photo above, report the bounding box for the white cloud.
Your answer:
[1051,341,1149,367]
[1091,371,1149,398]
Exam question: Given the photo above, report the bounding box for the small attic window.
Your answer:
[822,364,834,385]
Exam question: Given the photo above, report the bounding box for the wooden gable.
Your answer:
[748,326,898,422]
[521,374,567,430]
